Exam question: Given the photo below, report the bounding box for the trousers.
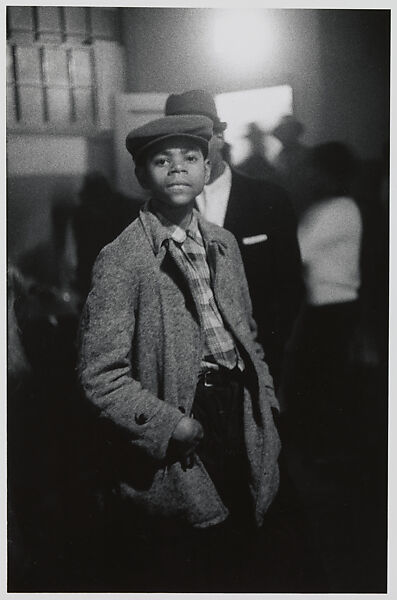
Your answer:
[103,369,325,592]
[192,367,253,526]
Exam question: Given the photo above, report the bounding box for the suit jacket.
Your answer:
[78,208,281,529]
[223,169,303,384]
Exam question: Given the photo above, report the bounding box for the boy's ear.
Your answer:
[135,164,150,189]
[204,158,211,185]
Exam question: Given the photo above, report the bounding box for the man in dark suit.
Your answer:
[165,90,303,388]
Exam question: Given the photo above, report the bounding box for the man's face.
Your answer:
[137,138,210,209]
[208,130,225,178]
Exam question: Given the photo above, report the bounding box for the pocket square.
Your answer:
[242,234,268,245]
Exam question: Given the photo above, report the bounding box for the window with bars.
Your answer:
[7,6,120,133]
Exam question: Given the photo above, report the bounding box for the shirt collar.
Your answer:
[143,201,201,247]
[155,209,201,244]
[139,200,229,256]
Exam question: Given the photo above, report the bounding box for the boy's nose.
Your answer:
[169,161,186,173]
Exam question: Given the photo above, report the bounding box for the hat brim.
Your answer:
[132,133,209,163]
[272,122,304,139]
[213,121,227,132]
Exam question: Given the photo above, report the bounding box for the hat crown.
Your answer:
[165,90,226,131]
[245,121,265,138]
[272,115,304,138]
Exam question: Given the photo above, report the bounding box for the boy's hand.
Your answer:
[170,416,204,469]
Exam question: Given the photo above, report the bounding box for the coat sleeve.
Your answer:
[77,247,184,462]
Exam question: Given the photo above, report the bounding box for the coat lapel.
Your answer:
[223,170,246,233]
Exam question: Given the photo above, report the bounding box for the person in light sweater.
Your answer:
[298,194,362,307]
[282,141,363,464]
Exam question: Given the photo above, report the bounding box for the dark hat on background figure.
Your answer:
[126,115,213,164]
[272,115,305,140]
[165,90,227,132]
[243,122,266,140]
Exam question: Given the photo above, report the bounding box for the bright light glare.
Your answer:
[216,86,293,165]
[212,10,277,72]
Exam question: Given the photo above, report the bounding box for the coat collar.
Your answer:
[139,201,229,257]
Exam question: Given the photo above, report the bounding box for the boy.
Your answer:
[78,115,280,591]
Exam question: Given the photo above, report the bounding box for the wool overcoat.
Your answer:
[78,207,281,529]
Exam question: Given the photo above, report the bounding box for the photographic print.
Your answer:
[6,3,390,596]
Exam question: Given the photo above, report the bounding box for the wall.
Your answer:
[121,7,390,160]
[7,36,125,271]
[317,9,390,158]
[7,133,113,269]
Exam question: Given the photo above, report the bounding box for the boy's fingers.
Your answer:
[181,452,196,470]
[186,454,195,468]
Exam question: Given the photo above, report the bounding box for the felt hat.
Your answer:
[243,122,266,140]
[165,90,227,132]
[126,114,213,163]
[272,115,304,140]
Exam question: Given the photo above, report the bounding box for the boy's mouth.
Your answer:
[167,182,191,189]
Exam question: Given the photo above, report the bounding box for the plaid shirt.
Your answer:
[155,210,239,370]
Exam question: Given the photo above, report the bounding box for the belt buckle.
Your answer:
[203,370,215,388]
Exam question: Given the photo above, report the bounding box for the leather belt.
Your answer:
[197,366,244,388]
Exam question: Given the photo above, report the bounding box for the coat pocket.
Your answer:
[118,454,229,528]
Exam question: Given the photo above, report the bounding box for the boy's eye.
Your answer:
[186,154,198,162]
[153,157,168,166]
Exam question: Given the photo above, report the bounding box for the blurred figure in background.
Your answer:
[73,172,141,301]
[8,188,118,589]
[7,262,70,590]
[17,198,77,299]
[281,141,363,464]
[8,264,32,393]
[272,115,309,217]
[352,140,389,371]
[165,90,303,389]
[8,263,34,587]
[236,122,277,181]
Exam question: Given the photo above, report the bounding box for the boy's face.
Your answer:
[137,138,210,209]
